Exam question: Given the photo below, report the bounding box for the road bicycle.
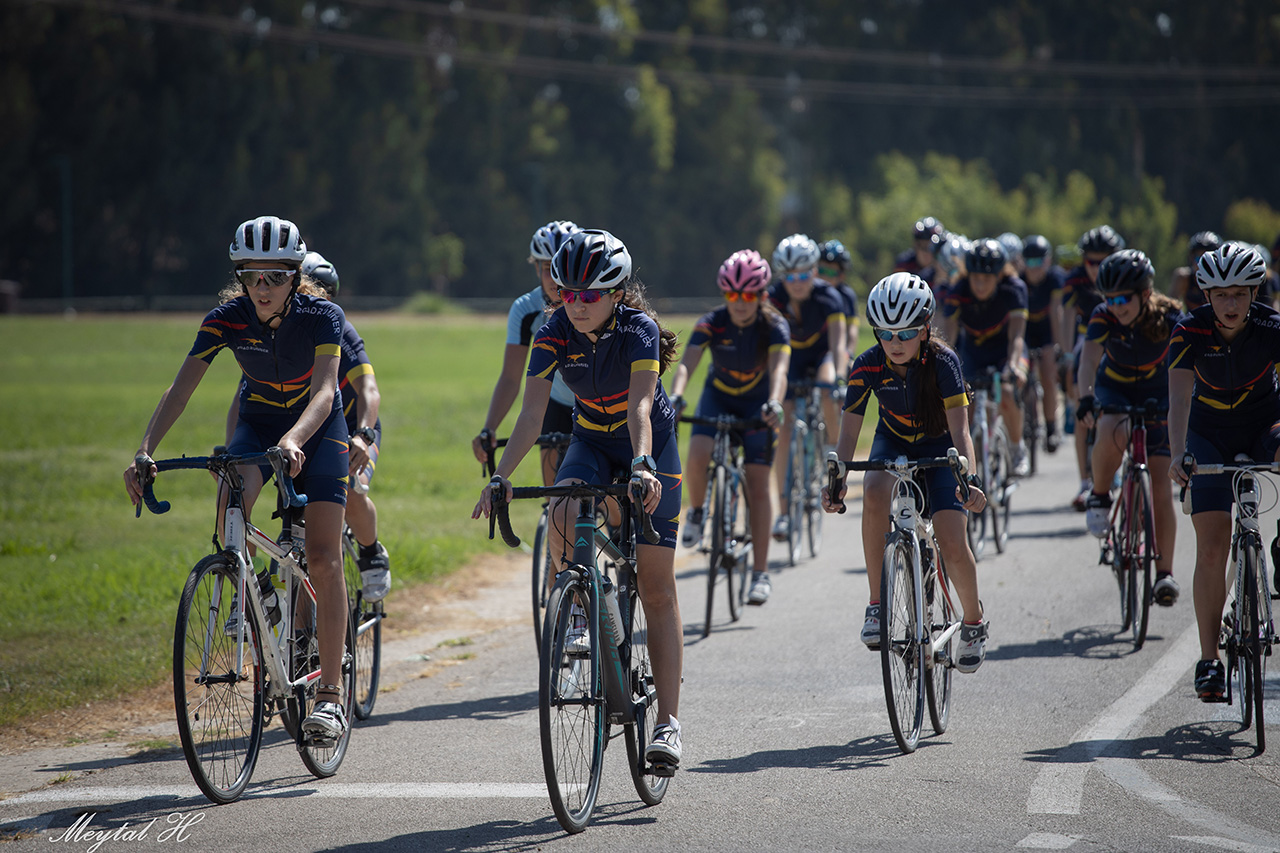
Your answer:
[340,523,384,720]
[1184,458,1280,753]
[489,478,667,833]
[1096,400,1165,651]
[134,447,355,804]
[1022,348,1047,476]
[827,449,969,754]
[481,431,574,652]
[966,367,1014,559]
[680,413,765,637]
[783,377,830,566]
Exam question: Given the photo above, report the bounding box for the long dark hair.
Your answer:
[915,327,950,438]
[620,276,679,373]
[1133,291,1181,342]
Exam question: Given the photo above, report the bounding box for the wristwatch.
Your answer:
[353,426,377,445]
[631,454,657,474]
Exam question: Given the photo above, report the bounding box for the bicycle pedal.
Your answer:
[648,759,677,778]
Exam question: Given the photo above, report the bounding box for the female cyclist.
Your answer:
[473,220,580,485]
[1168,231,1222,311]
[767,233,848,542]
[124,216,351,742]
[473,229,686,771]
[669,249,790,605]
[1022,234,1066,453]
[1168,243,1280,700]
[825,273,990,671]
[819,238,861,362]
[942,238,1032,477]
[1076,250,1183,607]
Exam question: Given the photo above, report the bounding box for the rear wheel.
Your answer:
[786,427,805,566]
[174,554,263,804]
[990,426,1011,554]
[624,580,669,805]
[925,554,955,736]
[881,536,924,754]
[531,508,550,654]
[704,466,727,637]
[342,532,381,720]
[967,420,989,561]
[805,417,826,558]
[539,576,603,834]
[1128,475,1154,650]
[296,609,356,778]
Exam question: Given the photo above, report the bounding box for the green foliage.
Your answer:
[1222,199,1280,247]
[401,292,470,315]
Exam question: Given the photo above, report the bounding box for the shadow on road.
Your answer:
[1024,720,1260,767]
[984,624,1155,662]
[349,691,537,732]
[686,732,945,774]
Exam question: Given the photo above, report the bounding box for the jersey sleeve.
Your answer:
[937,347,969,410]
[1167,316,1198,371]
[506,290,543,346]
[1007,278,1029,317]
[843,350,878,415]
[687,310,716,350]
[1084,305,1112,346]
[818,286,846,323]
[627,313,662,374]
[768,314,791,353]
[528,310,566,380]
[941,282,963,318]
[340,321,374,385]
[188,305,233,363]
[314,301,344,359]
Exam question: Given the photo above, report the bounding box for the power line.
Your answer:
[24,0,1280,108]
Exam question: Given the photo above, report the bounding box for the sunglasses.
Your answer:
[784,271,813,283]
[873,327,924,342]
[1083,257,1106,268]
[1024,257,1045,268]
[557,287,617,304]
[818,265,842,277]
[724,291,761,303]
[1104,292,1137,307]
[236,269,297,288]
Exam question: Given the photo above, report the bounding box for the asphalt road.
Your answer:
[3,440,1279,852]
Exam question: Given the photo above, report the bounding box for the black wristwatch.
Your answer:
[631,454,658,475]
[353,426,377,445]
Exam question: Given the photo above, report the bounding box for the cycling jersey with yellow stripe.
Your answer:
[1169,302,1280,425]
[766,281,846,356]
[528,305,677,437]
[687,306,790,398]
[189,294,343,416]
[337,319,376,430]
[1061,265,1102,340]
[845,344,969,444]
[943,275,1029,372]
[1085,303,1183,386]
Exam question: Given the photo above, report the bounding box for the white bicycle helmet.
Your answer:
[550,229,632,290]
[529,220,581,261]
[229,216,306,265]
[772,233,821,273]
[1196,242,1269,291]
[866,272,935,330]
[302,251,339,295]
[937,233,971,277]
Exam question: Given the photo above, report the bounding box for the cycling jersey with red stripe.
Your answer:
[766,281,846,368]
[1061,265,1103,341]
[942,275,1029,372]
[1168,302,1280,428]
[845,344,969,444]
[189,293,343,416]
[1085,303,1184,387]
[686,306,791,399]
[527,305,676,437]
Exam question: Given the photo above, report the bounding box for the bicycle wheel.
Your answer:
[925,553,955,736]
[624,582,670,806]
[805,418,826,558]
[1242,547,1265,750]
[724,468,746,623]
[531,508,550,654]
[881,534,924,754]
[539,576,604,833]
[1128,474,1154,650]
[297,608,356,778]
[342,532,381,720]
[173,554,264,804]
[1023,378,1041,476]
[967,421,989,560]
[990,426,1011,554]
[785,428,805,566]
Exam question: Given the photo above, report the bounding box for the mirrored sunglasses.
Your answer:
[873,327,924,342]
[784,271,813,283]
[558,287,616,304]
[236,269,297,288]
[1104,292,1137,307]
[724,291,761,303]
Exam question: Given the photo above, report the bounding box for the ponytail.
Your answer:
[620,276,679,374]
[915,329,950,437]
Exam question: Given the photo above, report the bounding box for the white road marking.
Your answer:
[1171,837,1280,853]
[1026,622,1200,814]
[1016,831,1079,849]
[2,782,550,807]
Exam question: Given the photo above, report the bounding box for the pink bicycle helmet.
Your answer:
[717,250,773,293]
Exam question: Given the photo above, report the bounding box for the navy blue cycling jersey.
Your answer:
[337,319,375,430]
[829,280,859,321]
[687,306,790,399]
[1026,267,1065,329]
[1169,302,1280,429]
[527,305,676,437]
[190,293,343,416]
[1085,302,1183,388]
[943,274,1028,372]
[1062,265,1102,340]
[766,281,845,366]
[845,344,969,444]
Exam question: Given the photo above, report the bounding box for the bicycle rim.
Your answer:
[967,425,989,560]
[991,428,1010,554]
[342,535,381,720]
[532,511,549,655]
[173,555,263,804]
[298,609,356,777]
[1130,476,1154,650]
[705,466,727,637]
[926,556,955,735]
[881,537,924,753]
[539,579,603,833]
[787,435,804,565]
[806,422,825,558]
[624,583,669,805]
[1245,550,1265,750]
[725,470,746,622]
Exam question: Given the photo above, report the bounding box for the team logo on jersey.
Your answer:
[567,353,585,362]
[244,338,263,346]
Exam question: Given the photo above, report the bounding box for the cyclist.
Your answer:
[894,216,946,295]
[942,238,1032,477]
[124,216,351,743]
[824,273,990,672]
[669,250,790,605]
[935,232,970,293]
[473,220,580,485]
[473,229,686,771]
[1062,225,1127,509]
[1168,231,1222,311]
[767,233,848,542]
[997,232,1025,277]
[1076,250,1183,606]
[1022,234,1066,453]
[819,238,861,362]
[1168,243,1280,701]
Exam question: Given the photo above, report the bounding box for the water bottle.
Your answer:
[1064,402,1076,435]
[256,565,281,626]
[601,575,624,646]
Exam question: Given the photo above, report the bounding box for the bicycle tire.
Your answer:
[704,465,727,638]
[539,577,604,833]
[925,554,955,735]
[624,580,670,805]
[531,509,550,654]
[806,417,826,558]
[786,427,805,566]
[990,426,1010,554]
[1129,473,1154,650]
[173,554,264,804]
[297,608,357,778]
[1244,547,1265,749]
[881,535,924,754]
[724,467,746,623]
[967,418,989,561]
[1023,377,1042,476]
[342,531,381,720]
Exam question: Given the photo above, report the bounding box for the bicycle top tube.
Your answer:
[487,480,659,549]
[134,447,307,517]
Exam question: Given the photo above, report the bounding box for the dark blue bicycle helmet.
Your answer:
[965,238,1008,275]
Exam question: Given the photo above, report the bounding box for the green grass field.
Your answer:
[0,311,875,728]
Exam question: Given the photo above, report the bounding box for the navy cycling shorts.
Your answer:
[556,429,682,549]
[229,408,350,506]
[690,387,776,466]
[1185,420,1280,515]
[868,432,965,516]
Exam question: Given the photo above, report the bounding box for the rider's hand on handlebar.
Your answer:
[958,482,987,514]
[631,470,662,514]
[471,428,496,464]
[1170,453,1195,487]
[124,453,155,506]
[1075,395,1096,430]
[761,399,783,429]
[821,480,847,513]
[473,474,513,520]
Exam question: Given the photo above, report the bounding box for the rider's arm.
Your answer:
[1049,289,1066,354]
[828,314,848,379]
[669,342,703,400]
[945,405,979,476]
[493,375,552,481]
[481,343,529,434]
[767,345,790,406]
[834,410,864,461]
[1076,339,1103,398]
[1005,311,1027,375]
[276,352,341,476]
[941,311,958,348]
[1168,368,1195,481]
[348,371,381,473]
[627,369,658,460]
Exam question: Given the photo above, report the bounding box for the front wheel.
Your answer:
[926,552,956,736]
[805,418,826,558]
[540,576,604,833]
[704,465,727,638]
[1128,475,1154,650]
[623,582,670,805]
[785,429,805,566]
[967,423,989,561]
[531,509,550,654]
[881,536,924,754]
[173,554,264,804]
[990,426,1011,554]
